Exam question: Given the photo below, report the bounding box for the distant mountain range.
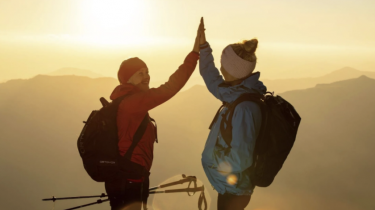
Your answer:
[268,62,343,79]
[46,67,105,78]
[38,66,375,94]
[263,67,375,93]
[0,74,374,210]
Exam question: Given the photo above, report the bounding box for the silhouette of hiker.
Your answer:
[198,18,267,210]
[104,19,203,210]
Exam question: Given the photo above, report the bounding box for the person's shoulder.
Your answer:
[237,100,260,109]
[235,100,261,114]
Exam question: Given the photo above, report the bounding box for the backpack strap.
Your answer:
[111,95,151,149]
[118,113,151,179]
[123,114,150,160]
[219,93,265,148]
[112,95,152,178]
[209,102,227,130]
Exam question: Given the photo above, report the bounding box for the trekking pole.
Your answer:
[65,199,109,210]
[42,193,107,201]
[149,185,204,194]
[42,175,204,210]
[149,174,196,191]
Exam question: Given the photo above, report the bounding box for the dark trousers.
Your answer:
[217,193,251,210]
[105,177,149,210]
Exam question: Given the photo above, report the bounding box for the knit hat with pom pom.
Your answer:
[220,45,257,79]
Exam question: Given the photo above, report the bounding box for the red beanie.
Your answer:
[118,57,148,84]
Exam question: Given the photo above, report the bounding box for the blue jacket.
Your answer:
[200,42,267,195]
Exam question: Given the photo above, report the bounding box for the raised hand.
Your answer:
[199,17,206,45]
[193,17,204,53]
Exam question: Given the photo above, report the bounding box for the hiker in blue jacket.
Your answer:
[198,18,267,210]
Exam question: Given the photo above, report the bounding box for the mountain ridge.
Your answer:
[262,67,375,93]
[0,72,374,210]
[46,67,105,78]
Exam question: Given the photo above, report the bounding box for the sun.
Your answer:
[79,0,151,46]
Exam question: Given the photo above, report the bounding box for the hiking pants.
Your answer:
[105,177,149,210]
[217,193,251,210]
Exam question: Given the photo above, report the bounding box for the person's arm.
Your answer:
[124,52,199,112]
[198,18,225,101]
[199,43,224,101]
[124,18,203,112]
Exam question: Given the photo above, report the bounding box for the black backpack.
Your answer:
[77,96,152,182]
[210,92,301,187]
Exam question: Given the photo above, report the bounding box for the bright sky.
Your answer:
[1,0,375,82]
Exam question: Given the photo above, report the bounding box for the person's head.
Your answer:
[117,57,150,91]
[220,39,258,85]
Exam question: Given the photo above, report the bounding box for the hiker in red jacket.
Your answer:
[105,19,204,210]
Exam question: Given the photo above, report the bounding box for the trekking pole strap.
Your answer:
[198,191,208,210]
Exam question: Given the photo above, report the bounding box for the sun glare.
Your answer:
[79,0,151,46]
[226,174,238,185]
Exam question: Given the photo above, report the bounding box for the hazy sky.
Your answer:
[1,0,375,81]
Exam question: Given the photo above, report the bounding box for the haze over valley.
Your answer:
[0,72,374,210]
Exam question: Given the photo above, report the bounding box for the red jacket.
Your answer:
[110,52,199,172]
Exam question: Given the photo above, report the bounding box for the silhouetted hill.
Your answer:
[263,67,375,93]
[47,67,105,78]
[0,75,118,210]
[273,62,342,79]
[172,67,375,94]
[0,75,374,210]
[274,76,375,210]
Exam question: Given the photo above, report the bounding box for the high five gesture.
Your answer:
[193,17,205,53]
